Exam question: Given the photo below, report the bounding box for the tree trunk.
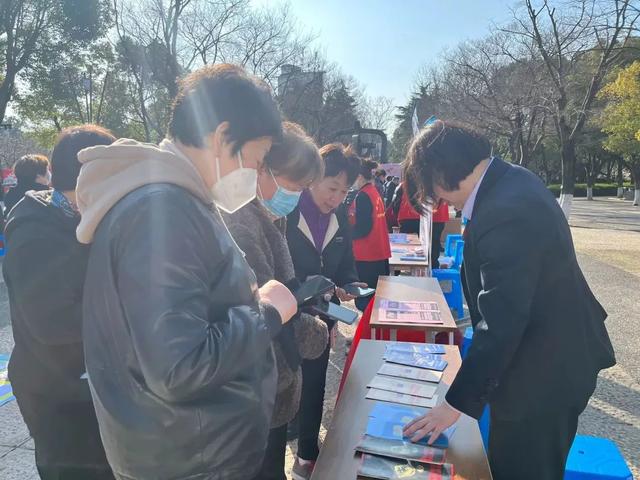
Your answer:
[559,140,576,217]
[632,164,640,207]
[0,72,16,124]
[586,187,593,200]
[617,158,624,199]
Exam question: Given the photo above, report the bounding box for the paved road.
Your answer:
[1,197,639,478]
[570,197,640,232]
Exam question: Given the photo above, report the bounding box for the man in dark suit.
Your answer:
[402,121,615,480]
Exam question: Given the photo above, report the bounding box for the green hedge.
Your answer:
[547,183,633,198]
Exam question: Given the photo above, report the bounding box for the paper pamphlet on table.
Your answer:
[367,403,457,449]
[357,453,455,480]
[368,375,438,399]
[380,309,443,324]
[366,388,439,408]
[384,351,448,371]
[399,255,428,262]
[377,363,443,383]
[385,343,445,355]
[355,435,447,464]
[379,300,440,312]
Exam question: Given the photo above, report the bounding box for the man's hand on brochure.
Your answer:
[403,402,461,445]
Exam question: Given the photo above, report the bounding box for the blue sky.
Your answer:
[252,0,517,107]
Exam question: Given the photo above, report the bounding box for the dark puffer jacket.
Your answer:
[82,184,282,480]
[3,190,110,471]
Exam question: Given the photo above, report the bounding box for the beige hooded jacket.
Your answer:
[76,138,212,244]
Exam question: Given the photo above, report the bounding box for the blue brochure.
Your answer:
[367,403,455,449]
[385,343,446,356]
[384,351,448,372]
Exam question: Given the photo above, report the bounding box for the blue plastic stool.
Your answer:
[444,234,463,257]
[564,436,633,480]
[432,269,464,319]
[0,234,5,257]
[459,326,490,451]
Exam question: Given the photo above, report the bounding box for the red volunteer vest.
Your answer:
[397,189,421,222]
[349,183,392,262]
[433,202,450,223]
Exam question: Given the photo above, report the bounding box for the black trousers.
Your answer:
[431,222,445,269]
[297,337,332,461]
[355,260,390,311]
[399,219,420,234]
[488,404,585,480]
[253,423,288,480]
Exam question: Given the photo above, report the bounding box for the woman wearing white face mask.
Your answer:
[76,64,298,480]
[223,122,328,480]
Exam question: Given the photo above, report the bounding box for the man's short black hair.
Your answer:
[319,143,361,186]
[386,175,393,182]
[169,63,282,153]
[14,154,49,184]
[376,169,386,178]
[51,125,116,191]
[404,120,491,211]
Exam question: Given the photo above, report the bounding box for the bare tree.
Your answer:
[505,0,640,216]
[180,0,248,68]
[357,95,395,133]
[441,32,550,167]
[231,3,314,88]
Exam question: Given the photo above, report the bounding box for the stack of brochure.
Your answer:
[356,402,457,479]
[365,343,447,408]
[378,300,443,325]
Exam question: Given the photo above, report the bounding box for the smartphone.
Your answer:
[294,276,335,306]
[344,283,376,298]
[312,301,359,325]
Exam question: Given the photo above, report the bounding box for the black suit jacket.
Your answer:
[446,158,615,420]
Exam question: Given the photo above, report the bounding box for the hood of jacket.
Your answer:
[76,138,213,244]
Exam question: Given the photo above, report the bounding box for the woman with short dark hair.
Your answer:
[4,154,50,215]
[3,124,116,480]
[286,144,365,480]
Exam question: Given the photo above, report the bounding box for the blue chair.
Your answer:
[444,234,463,257]
[432,268,464,319]
[459,326,490,452]
[564,436,633,480]
[0,234,5,257]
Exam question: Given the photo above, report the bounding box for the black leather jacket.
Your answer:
[82,184,282,480]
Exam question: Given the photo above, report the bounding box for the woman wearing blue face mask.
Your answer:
[223,122,328,480]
